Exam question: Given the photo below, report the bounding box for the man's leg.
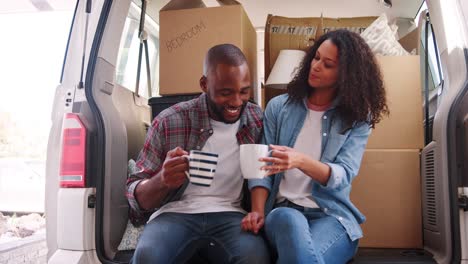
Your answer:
[131,213,204,264]
[202,212,270,264]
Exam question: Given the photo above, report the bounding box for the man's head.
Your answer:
[200,44,251,124]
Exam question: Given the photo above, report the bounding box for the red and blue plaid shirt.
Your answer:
[126,93,263,224]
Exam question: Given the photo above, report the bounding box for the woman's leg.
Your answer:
[265,207,358,264]
[265,207,322,264]
[307,213,358,264]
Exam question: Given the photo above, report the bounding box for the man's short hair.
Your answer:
[203,44,247,76]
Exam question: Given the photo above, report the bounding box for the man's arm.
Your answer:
[135,147,188,210]
[126,114,188,213]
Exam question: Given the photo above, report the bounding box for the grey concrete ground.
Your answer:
[0,158,45,213]
[0,230,46,264]
[0,158,47,263]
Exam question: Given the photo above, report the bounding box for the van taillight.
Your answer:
[59,113,86,188]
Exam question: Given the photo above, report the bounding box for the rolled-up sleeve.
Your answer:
[248,177,273,191]
[125,117,165,213]
[247,97,281,192]
[322,121,371,190]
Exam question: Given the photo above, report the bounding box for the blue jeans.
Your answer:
[131,212,270,264]
[265,203,358,264]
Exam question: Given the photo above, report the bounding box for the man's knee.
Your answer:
[237,233,270,264]
[132,243,168,264]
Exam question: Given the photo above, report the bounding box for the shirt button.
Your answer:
[323,115,327,119]
[200,128,204,132]
[323,208,328,212]
[323,133,327,137]
[338,217,343,221]
[208,129,213,134]
[210,242,215,246]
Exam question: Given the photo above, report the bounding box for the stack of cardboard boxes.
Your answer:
[351,55,424,248]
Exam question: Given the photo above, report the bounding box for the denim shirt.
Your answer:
[248,94,371,241]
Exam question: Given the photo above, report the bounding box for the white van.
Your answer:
[45,0,468,263]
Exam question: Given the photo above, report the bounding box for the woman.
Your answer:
[241,29,389,263]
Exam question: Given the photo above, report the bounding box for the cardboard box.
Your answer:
[398,27,419,55]
[264,56,424,150]
[351,149,422,248]
[264,15,377,80]
[264,15,323,79]
[321,16,377,34]
[367,56,423,149]
[159,0,257,95]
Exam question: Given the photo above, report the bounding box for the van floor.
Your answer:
[351,248,436,263]
[114,248,437,263]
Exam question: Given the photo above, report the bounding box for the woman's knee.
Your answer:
[265,207,304,230]
[264,207,308,243]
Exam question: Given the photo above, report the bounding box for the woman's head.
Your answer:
[287,29,388,127]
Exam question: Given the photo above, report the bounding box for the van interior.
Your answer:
[45,0,468,263]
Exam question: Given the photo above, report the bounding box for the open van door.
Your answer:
[422,1,468,263]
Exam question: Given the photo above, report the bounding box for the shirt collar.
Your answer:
[195,93,212,131]
[301,95,340,111]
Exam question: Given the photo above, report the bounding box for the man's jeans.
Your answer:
[132,212,270,264]
[265,203,358,264]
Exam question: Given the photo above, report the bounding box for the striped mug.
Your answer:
[184,150,218,187]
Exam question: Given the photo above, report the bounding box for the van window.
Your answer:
[422,23,443,91]
[115,1,159,97]
[418,5,443,96]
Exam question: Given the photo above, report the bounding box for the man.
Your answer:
[127,44,269,264]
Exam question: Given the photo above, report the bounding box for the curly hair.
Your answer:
[287,29,389,128]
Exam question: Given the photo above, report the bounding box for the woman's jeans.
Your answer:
[265,201,358,264]
[131,211,270,264]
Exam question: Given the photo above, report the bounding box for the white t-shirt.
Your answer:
[277,109,324,208]
[149,119,244,221]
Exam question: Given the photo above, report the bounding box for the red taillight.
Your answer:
[59,113,87,188]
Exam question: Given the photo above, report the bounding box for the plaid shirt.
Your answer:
[126,93,263,224]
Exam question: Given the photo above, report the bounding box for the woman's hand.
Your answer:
[260,144,304,176]
[241,211,265,234]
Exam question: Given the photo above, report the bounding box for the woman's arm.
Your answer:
[242,97,284,233]
[261,145,331,185]
[241,187,269,234]
[260,121,371,189]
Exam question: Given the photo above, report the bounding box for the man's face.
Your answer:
[200,63,251,124]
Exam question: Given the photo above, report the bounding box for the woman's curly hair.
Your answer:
[287,29,389,128]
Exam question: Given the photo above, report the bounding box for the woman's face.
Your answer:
[308,39,339,90]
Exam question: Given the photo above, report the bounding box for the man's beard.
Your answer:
[206,95,246,124]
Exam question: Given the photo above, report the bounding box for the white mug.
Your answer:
[184,150,218,187]
[240,144,271,179]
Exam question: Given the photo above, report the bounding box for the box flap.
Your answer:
[161,0,239,12]
[217,0,240,5]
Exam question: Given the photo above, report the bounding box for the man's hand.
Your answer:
[160,147,189,189]
[241,211,265,234]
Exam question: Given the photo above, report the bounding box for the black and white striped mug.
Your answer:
[184,150,218,187]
